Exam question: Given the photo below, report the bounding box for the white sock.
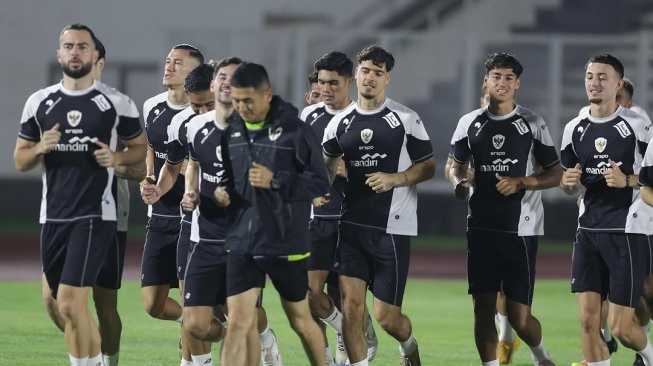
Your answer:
[644,321,652,337]
[529,338,550,363]
[601,323,613,342]
[86,354,102,366]
[180,359,194,366]
[399,332,417,356]
[497,313,514,342]
[191,353,213,366]
[214,315,228,329]
[69,355,88,366]
[321,307,343,334]
[637,338,653,365]
[587,361,610,366]
[351,360,369,366]
[259,325,275,348]
[482,361,499,366]
[176,315,183,324]
[103,352,119,366]
[325,345,332,358]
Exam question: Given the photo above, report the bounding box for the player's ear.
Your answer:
[514,78,521,90]
[210,79,216,94]
[386,72,391,85]
[305,92,311,104]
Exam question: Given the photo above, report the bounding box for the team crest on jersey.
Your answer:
[269,127,283,141]
[382,112,401,129]
[595,137,607,153]
[512,119,529,135]
[614,121,631,138]
[492,134,505,149]
[361,129,373,144]
[67,110,82,127]
[216,146,222,162]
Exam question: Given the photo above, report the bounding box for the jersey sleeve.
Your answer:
[640,136,653,187]
[166,113,192,164]
[18,91,46,142]
[451,116,473,164]
[116,97,142,140]
[404,112,433,163]
[525,112,559,169]
[186,120,199,161]
[322,114,344,157]
[560,119,581,170]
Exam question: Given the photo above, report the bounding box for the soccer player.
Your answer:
[39,36,143,366]
[139,43,203,363]
[450,53,560,366]
[322,45,435,366]
[215,62,329,366]
[560,53,653,365]
[306,70,322,105]
[300,50,378,366]
[14,23,146,366]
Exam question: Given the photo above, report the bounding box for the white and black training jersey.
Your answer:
[322,98,433,236]
[166,106,196,224]
[186,112,230,242]
[143,92,189,218]
[638,136,653,234]
[562,106,653,233]
[300,101,353,219]
[451,105,559,236]
[580,103,652,124]
[18,80,142,223]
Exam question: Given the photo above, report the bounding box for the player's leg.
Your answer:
[256,302,284,366]
[502,235,553,365]
[55,219,114,364]
[496,288,519,364]
[92,230,127,366]
[467,230,502,363]
[177,221,194,364]
[605,234,653,363]
[263,257,325,366]
[140,217,182,321]
[221,253,266,366]
[41,272,65,332]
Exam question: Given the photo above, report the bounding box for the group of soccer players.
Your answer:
[16,21,653,366]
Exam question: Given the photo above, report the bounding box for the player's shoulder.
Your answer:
[171,106,196,126]
[386,98,419,120]
[515,105,545,125]
[327,102,357,126]
[187,111,215,135]
[620,106,651,131]
[300,102,326,121]
[578,105,590,116]
[143,91,168,112]
[25,83,61,106]
[95,81,135,107]
[563,113,586,133]
[457,107,485,126]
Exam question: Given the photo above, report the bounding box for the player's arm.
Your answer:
[394,157,435,188]
[444,156,453,181]
[14,123,61,172]
[114,132,147,166]
[114,159,146,181]
[324,154,343,186]
[450,159,472,200]
[156,162,183,197]
[497,163,562,196]
[181,159,199,213]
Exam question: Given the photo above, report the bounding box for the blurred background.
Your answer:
[2,0,652,240]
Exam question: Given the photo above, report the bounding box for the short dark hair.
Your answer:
[184,63,215,93]
[586,54,624,79]
[172,44,204,64]
[307,70,318,86]
[212,57,243,78]
[60,23,98,48]
[95,38,106,61]
[314,51,353,78]
[357,45,395,72]
[622,77,634,98]
[230,62,270,90]
[484,53,523,78]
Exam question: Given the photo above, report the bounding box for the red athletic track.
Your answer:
[0,236,571,281]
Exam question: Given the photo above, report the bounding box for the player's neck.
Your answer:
[214,104,233,128]
[61,74,94,91]
[167,88,189,106]
[357,94,386,111]
[590,102,619,118]
[330,98,352,111]
[488,101,515,117]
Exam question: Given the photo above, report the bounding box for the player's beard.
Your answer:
[61,60,93,79]
[588,97,602,104]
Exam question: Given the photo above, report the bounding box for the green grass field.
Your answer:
[0,280,638,365]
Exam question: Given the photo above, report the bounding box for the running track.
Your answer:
[0,236,571,281]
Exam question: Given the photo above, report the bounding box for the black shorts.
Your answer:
[571,231,648,308]
[333,223,410,307]
[141,216,181,288]
[226,252,308,303]
[177,220,192,280]
[308,218,338,271]
[466,230,538,306]
[95,230,127,290]
[183,239,227,307]
[647,235,653,276]
[41,218,116,299]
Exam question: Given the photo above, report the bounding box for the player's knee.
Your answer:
[142,298,164,318]
[184,318,209,340]
[287,315,313,337]
[375,308,402,333]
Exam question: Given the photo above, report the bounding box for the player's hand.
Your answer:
[214,186,231,207]
[561,163,582,188]
[249,162,274,189]
[453,177,471,200]
[495,173,524,196]
[336,160,347,178]
[313,194,330,207]
[37,123,61,154]
[141,184,162,205]
[603,159,627,188]
[365,172,400,193]
[181,191,198,213]
[93,140,116,167]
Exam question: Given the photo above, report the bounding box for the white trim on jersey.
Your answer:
[450,108,485,164]
[116,178,130,232]
[168,106,195,142]
[190,207,200,243]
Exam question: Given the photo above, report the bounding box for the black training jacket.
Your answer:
[221,96,329,257]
